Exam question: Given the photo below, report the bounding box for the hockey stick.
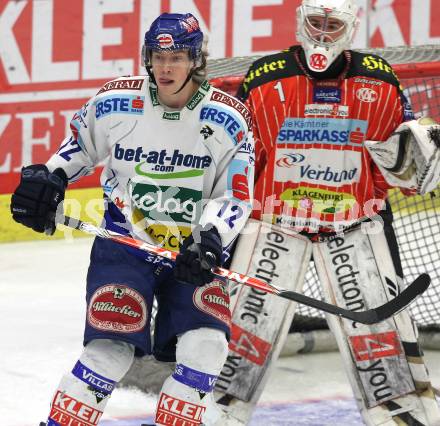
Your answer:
[58,215,430,325]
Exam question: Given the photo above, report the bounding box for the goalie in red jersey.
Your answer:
[213,0,440,425]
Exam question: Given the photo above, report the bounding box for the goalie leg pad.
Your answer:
[155,328,228,426]
[214,219,312,425]
[313,222,440,425]
[46,338,135,425]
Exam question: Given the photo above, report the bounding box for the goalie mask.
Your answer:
[142,13,204,90]
[296,0,359,72]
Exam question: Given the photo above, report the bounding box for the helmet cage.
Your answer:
[296,3,358,72]
[304,12,347,45]
[300,5,356,48]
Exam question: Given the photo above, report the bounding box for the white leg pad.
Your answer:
[155,328,228,426]
[313,223,440,425]
[47,339,135,425]
[80,338,135,380]
[176,327,228,374]
[215,219,312,425]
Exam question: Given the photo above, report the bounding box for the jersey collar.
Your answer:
[148,79,211,121]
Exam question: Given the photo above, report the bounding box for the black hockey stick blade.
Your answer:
[362,274,431,323]
[278,273,430,324]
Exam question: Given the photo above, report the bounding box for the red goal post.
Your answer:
[206,45,440,351]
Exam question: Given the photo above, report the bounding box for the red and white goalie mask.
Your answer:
[296,0,359,72]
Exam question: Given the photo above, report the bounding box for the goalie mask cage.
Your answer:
[207,45,440,351]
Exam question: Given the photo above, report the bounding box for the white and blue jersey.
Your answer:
[46,76,254,358]
[47,76,254,253]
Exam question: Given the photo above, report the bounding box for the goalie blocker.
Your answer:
[215,217,440,426]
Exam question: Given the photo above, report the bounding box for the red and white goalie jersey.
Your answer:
[237,46,414,234]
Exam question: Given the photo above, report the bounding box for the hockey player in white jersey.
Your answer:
[215,0,440,425]
[10,13,254,426]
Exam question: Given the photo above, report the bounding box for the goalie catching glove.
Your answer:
[174,224,223,286]
[365,117,440,194]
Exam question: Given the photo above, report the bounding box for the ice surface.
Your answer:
[1,238,439,425]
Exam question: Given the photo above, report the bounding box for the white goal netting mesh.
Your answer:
[207,45,440,332]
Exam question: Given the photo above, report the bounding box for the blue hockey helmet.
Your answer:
[143,13,204,67]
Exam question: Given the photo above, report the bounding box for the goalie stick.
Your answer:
[58,215,430,325]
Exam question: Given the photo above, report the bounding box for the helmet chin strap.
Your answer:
[173,56,206,94]
[145,66,154,81]
[173,67,195,94]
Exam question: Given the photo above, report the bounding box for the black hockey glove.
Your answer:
[11,164,68,235]
[174,224,223,286]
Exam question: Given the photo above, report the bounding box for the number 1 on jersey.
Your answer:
[274,81,285,103]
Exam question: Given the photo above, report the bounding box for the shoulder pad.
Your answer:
[347,51,402,90]
[96,76,147,96]
[239,46,304,100]
[207,88,252,129]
